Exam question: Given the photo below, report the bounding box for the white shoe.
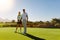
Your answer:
[15,31,17,33]
[22,32,26,35]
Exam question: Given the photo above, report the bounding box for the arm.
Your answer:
[20,15,22,21]
[21,16,22,20]
[26,14,28,22]
[17,16,18,21]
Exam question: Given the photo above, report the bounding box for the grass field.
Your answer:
[0,27,60,40]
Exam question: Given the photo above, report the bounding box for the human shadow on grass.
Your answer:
[18,32,45,40]
[42,27,60,29]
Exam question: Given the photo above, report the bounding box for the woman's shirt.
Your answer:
[17,15,21,20]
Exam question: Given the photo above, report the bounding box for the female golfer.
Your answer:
[15,11,22,33]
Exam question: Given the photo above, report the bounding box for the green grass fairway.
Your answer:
[0,27,60,40]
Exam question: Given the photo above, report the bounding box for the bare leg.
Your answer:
[15,24,19,33]
[20,24,22,32]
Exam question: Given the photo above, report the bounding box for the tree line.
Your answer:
[0,18,60,28]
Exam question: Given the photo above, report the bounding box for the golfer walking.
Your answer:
[15,11,22,33]
[21,9,28,34]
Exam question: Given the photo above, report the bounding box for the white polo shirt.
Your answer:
[21,12,28,20]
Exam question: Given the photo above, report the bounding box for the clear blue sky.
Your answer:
[0,0,60,22]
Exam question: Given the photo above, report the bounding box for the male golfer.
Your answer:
[21,9,28,34]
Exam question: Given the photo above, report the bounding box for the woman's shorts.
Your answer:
[17,20,22,24]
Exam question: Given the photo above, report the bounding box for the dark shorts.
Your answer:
[17,20,22,24]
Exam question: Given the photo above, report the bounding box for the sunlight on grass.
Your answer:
[0,27,60,40]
